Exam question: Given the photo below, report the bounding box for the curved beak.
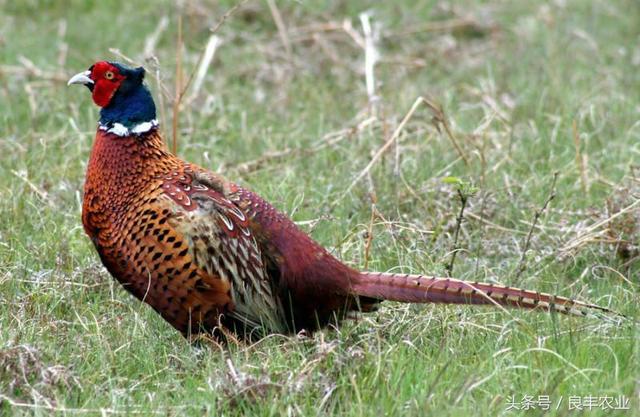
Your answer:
[67,70,93,86]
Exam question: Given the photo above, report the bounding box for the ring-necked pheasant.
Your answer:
[68,61,617,340]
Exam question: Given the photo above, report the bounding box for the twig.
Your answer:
[577,197,640,236]
[210,0,249,34]
[446,189,468,277]
[465,211,526,235]
[11,170,52,206]
[0,57,67,82]
[516,172,558,277]
[473,134,489,276]
[266,0,293,63]
[393,117,401,176]
[559,198,640,255]
[176,0,246,104]
[363,202,377,270]
[108,48,136,64]
[430,100,469,166]
[359,11,379,116]
[109,48,173,99]
[339,96,468,202]
[56,20,68,69]
[187,34,222,103]
[145,56,169,135]
[23,83,37,116]
[572,119,588,193]
[339,97,426,200]
[172,11,184,154]
[311,32,342,65]
[168,0,248,152]
[143,16,169,58]
[341,19,366,48]
[140,46,168,135]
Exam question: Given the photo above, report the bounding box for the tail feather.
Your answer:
[352,272,621,319]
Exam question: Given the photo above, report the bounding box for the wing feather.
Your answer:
[163,167,286,333]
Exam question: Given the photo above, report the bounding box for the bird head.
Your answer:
[68,61,146,108]
[68,61,156,132]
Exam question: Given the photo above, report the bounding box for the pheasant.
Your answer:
[68,61,617,340]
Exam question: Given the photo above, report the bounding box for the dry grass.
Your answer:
[0,0,638,415]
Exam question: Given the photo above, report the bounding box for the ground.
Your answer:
[0,0,638,416]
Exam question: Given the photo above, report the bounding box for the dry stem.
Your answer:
[363,202,378,270]
[572,119,589,193]
[516,172,558,277]
[446,189,469,277]
[266,0,293,64]
[171,12,184,154]
[359,11,379,116]
[339,96,467,201]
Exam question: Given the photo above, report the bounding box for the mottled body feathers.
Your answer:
[83,130,368,337]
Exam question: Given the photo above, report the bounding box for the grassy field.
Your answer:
[1,0,639,415]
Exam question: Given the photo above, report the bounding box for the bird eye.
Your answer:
[105,71,115,80]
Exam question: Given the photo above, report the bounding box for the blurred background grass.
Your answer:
[0,0,638,415]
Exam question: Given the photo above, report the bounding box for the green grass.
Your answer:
[1,0,639,415]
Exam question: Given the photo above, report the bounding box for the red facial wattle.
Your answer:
[89,61,125,108]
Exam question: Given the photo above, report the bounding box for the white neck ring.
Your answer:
[98,119,159,136]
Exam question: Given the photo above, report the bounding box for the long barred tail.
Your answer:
[352,272,622,319]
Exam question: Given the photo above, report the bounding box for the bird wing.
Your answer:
[161,166,286,334]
